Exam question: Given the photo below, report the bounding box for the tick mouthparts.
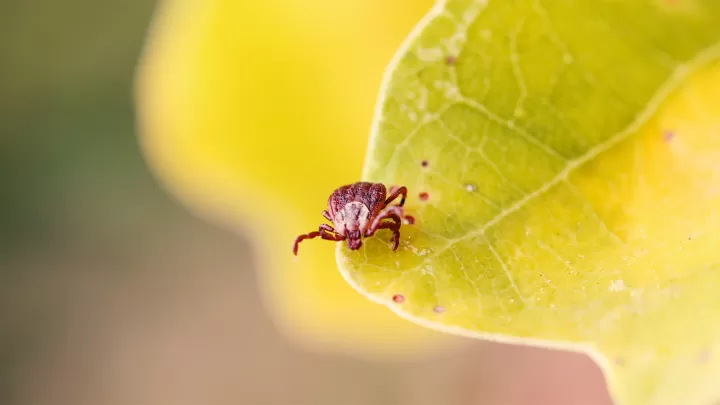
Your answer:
[347,238,363,250]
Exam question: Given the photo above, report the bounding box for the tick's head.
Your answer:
[346,231,363,250]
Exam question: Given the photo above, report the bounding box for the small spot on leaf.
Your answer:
[433,305,445,314]
[421,160,429,168]
[464,183,477,192]
[445,55,456,65]
[663,130,675,142]
[418,192,429,201]
[392,294,405,304]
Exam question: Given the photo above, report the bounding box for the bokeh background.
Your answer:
[2,0,611,404]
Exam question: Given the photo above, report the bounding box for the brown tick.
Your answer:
[292,182,414,255]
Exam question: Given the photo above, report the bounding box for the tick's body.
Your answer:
[293,182,413,255]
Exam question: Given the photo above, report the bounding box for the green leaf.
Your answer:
[336,1,720,404]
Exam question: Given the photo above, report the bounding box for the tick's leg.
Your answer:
[390,228,400,251]
[365,211,401,237]
[385,186,408,207]
[369,205,404,234]
[322,210,332,221]
[320,231,345,242]
[365,215,400,237]
[382,193,414,223]
[372,221,401,251]
[293,229,345,255]
[374,205,406,251]
[320,229,345,242]
[318,224,346,241]
[293,231,321,256]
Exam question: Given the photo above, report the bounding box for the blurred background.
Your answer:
[1,0,611,404]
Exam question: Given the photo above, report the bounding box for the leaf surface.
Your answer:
[337,0,720,402]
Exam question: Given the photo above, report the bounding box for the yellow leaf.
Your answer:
[337,0,720,402]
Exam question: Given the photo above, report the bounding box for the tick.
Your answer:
[293,182,413,255]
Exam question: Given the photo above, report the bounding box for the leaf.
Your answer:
[135,0,453,358]
[337,0,720,402]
